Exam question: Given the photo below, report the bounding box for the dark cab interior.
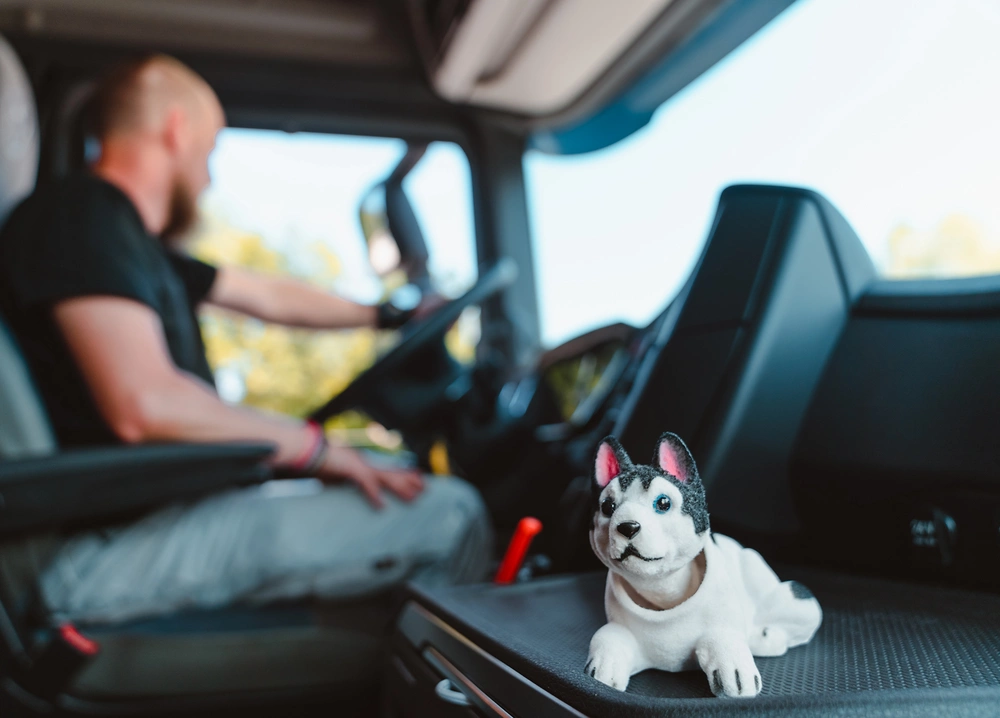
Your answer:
[1,0,999,716]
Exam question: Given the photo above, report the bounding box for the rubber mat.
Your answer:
[408,567,1000,716]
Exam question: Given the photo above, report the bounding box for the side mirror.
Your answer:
[360,182,401,278]
[358,144,431,289]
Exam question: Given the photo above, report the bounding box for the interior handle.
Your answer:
[423,645,513,717]
[435,678,472,706]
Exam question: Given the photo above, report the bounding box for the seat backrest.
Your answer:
[0,34,38,225]
[791,275,1000,586]
[0,313,56,458]
[0,34,56,459]
[615,185,874,535]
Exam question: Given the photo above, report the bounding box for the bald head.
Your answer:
[90,54,223,141]
[89,55,225,241]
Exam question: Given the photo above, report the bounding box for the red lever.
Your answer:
[59,624,99,656]
[494,517,543,584]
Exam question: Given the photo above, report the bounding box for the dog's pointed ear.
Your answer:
[654,432,698,484]
[594,437,630,489]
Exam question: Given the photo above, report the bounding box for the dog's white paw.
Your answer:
[749,625,789,657]
[586,622,639,691]
[585,648,632,692]
[700,645,761,698]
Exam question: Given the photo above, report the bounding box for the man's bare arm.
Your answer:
[51,296,423,505]
[207,266,378,329]
[54,296,313,462]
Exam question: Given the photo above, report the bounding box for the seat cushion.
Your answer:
[0,538,390,700]
[400,569,1000,716]
[71,597,393,698]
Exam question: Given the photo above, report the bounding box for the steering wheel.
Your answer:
[310,258,519,424]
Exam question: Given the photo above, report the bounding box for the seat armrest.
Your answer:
[0,442,275,535]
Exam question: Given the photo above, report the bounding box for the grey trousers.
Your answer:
[40,476,492,624]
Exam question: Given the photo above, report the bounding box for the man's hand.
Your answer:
[52,295,427,505]
[52,296,360,466]
[321,445,424,508]
[413,292,449,321]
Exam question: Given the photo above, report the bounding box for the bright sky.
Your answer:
[203,0,1000,348]
[527,0,1000,345]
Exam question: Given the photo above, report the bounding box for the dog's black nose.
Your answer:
[616,521,641,539]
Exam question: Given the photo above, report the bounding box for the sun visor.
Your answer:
[410,0,675,116]
[531,0,798,155]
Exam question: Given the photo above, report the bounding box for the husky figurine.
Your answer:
[586,433,822,698]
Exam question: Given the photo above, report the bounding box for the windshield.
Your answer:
[526,0,1000,347]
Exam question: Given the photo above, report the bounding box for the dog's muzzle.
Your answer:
[614,544,661,563]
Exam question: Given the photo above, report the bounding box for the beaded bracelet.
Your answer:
[289,420,329,475]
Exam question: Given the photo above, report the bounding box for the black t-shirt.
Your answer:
[0,173,218,447]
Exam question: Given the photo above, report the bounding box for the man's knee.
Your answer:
[422,477,490,542]
[408,477,491,582]
[421,475,486,517]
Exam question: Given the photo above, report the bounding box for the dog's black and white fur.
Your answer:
[586,434,822,698]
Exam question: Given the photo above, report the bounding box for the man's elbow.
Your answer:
[106,382,177,444]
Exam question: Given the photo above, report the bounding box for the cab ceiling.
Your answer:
[0,0,411,67]
[0,0,729,127]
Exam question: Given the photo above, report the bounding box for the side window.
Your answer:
[187,129,477,428]
[525,0,1000,348]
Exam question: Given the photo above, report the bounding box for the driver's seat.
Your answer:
[0,35,385,715]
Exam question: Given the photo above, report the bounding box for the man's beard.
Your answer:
[160,177,198,246]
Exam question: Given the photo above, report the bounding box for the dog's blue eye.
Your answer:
[654,494,671,514]
[601,497,616,517]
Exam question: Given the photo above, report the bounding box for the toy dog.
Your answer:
[586,433,822,698]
